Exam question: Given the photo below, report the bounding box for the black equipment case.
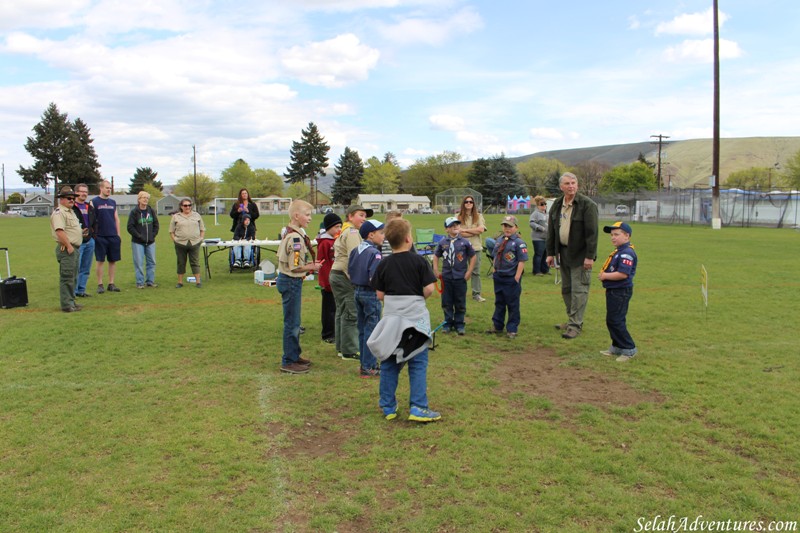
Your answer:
[0,247,29,309]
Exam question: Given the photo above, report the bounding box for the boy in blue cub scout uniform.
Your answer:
[598,221,638,362]
[433,217,476,335]
[487,216,528,338]
[348,219,385,377]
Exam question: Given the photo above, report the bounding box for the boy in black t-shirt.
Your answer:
[369,219,441,422]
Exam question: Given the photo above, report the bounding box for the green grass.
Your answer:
[1,215,799,532]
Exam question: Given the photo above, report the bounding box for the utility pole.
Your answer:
[192,145,197,209]
[2,164,5,212]
[711,0,721,230]
[650,134,670,190]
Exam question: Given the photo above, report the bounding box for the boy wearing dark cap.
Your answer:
[486,215,528,339]
[348,219,385,377]
[598,221,638,362]
[433,216,476,335]
[317,212,343,343]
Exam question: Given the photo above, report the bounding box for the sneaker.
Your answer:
[554,323,569,330]
[280,363,310,374]
[484,328,502,335]
[616,354,635,362]
[136,284,145,289]
[383,407,397,420]
[322,337,335,344]
[299,326,306,334]
[234,260,242,268]
[339,353,359,361]
[243,261,251,268]
[107,283,121,292]
[456,329,465,336]
[472,294,486,302]
[408,406,441,423]
[146,282,158,288]
[62,306,82,313]
[176,283,183,288]
[196,282,202,288]
[72,304,83,311]
[600,347,621,356]
[360,367,380,378]
[296,356,313,366]
[75,293,91,298]
[97,284,105,294]
[561,328,580,339]
[441,327,452,334]
[507,332,517,339]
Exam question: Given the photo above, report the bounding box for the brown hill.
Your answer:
[516,137,800,188]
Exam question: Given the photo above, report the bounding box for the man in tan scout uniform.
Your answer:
[50,186,85,312]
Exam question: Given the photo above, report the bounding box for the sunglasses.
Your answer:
[464,200,474,204]
[181,204,192,207]
[539,203,547,206]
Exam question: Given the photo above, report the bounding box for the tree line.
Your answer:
[16,104,800,211]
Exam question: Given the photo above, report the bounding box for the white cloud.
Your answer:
[655,7,729,36]
[663,38,742,63]
[529,127,564,141]
[0,0,88,31]
[280,34,380,87]
[429,114,464,132]
[378,7,483,46]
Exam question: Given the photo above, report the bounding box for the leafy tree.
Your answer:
[284,122,330,204]
[637,151,656,169]
[18,103,102,195]
[173,172,217,207]
[142,182,164,202]
[361,156,400,195]
[330,147,364,205]
[252,168,284,196]
[7,192,24,204]
[401,151,467,197]
[782,149,800,190]
[516,157,567,195]
[573,160,610,197]
[724,167,775,189]
[285,182,310,199]
[599,162,657,193]
[544,170,564,195]
[128,167,163,194]
[467,154,524,208]
[220,159,255,197]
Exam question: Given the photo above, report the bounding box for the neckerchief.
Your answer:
[284,226,316,261]
[601,243,634,272]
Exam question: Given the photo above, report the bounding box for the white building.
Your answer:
[354,194,431,214]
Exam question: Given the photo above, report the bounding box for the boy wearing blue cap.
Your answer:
[348,218,385,377]
[433,217,476,335]
[598,221,638,362]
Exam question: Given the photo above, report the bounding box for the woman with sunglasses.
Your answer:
[169,199,206,288]
[528,195,550,276]
[230,188,259,237]
[456,196,487,302]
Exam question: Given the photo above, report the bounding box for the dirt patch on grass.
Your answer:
[492,346,663,414]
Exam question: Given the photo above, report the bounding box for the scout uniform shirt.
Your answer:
[278,224,312,278]
[493,233,528,277]
[434,235,475,281]
[330,224,362,274]
[601,242,637,289]
[50,206,83,247]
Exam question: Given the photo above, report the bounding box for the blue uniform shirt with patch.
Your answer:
[601,242,637,289]
[348,240,383,288]
[492,233,528,277]
[434,235,475,280]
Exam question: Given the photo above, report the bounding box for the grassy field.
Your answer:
[1,214,798,532]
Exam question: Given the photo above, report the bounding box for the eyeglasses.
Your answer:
[539,203,547,206]
[464,200,474,204]
[181,204,192,207]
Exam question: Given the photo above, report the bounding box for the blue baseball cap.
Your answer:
[359,219,385,238]
[603,221,632,235]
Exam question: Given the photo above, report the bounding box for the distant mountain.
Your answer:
[515,137,800,189]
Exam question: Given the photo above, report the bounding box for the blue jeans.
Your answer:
[234,245,252,262]
[492,276,522,333]
[131,242,156,285]
[277,273,303,366]
[441,277,467,331]
[606,287,636,353]
[379,349,430,412]
[75,238,95,296]
[355,286,381,370]
[532,240,549,274]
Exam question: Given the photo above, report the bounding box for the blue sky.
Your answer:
[1,0,798,190]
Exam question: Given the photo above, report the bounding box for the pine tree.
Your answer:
[283,122,330,206]
[18,103,103,197]
[128,167,163,194]
[330,147,364,205]
[468,154,524,208]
